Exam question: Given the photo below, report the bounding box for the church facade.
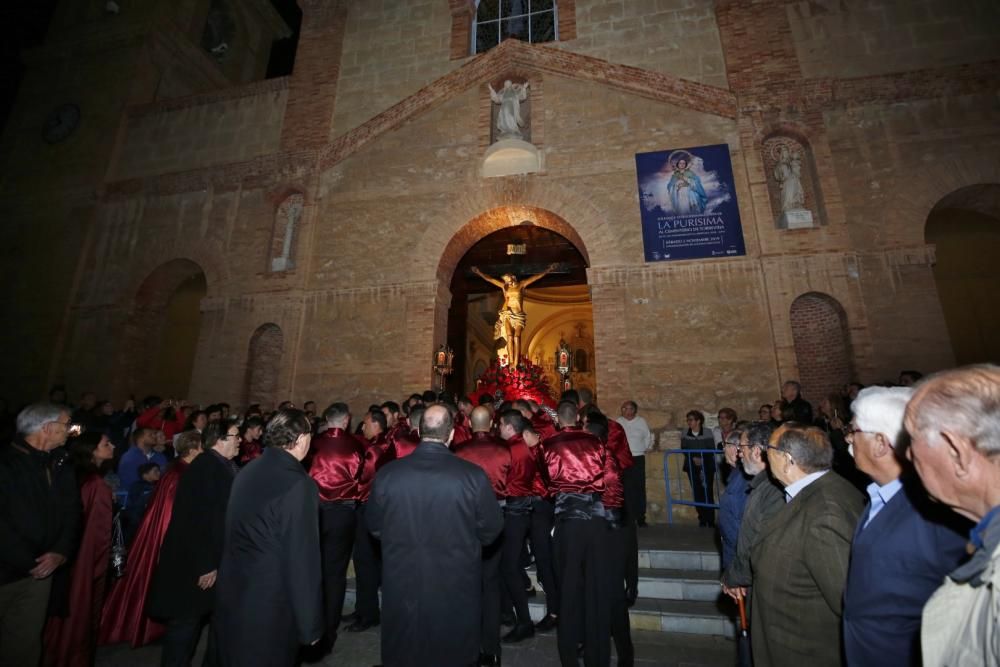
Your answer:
[1,0,998,427]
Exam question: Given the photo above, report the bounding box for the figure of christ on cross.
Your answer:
[471,263,559,366]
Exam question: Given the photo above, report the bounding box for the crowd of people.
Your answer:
[0,363,997,667]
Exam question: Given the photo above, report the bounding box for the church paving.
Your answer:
[96,626,737,666]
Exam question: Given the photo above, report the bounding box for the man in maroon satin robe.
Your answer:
[308,402,364,647]
[99,431,203,647]
[388,405,422,459]
[583,410,634,666]
[543,400,610,667]
[455,406,511,666]
[345,409,393,632]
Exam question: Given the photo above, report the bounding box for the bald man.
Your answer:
[368,405,504,667]
[455,406,511,665]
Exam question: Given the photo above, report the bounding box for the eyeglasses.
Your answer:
[225,433,241,440]
[844,424,872,441]
[763,444,787,454]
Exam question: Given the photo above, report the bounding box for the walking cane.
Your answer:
[736,595,752,666]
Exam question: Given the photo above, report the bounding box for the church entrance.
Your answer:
[445,223,593,399]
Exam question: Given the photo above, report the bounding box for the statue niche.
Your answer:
[482,76,542,178]
[762,135,823,230]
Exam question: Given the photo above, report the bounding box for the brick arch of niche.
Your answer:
[789,292,854,405]
[114,258,208,400]
[244,323,285,411]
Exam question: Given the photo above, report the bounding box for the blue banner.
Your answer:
[635,144,746,262]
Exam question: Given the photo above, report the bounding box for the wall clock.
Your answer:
[43,104,81,144]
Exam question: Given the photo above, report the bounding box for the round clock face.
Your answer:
[43,104,81,144]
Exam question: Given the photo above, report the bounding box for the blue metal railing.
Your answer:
[663,448,724,525]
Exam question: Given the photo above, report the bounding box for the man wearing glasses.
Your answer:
[0,404,82,667]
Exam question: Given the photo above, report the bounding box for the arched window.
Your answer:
[473,0,557,54]
[789,293,853,404]
[269,192,304,272]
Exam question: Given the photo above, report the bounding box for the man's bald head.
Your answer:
[470,406,492,432]
[419,404,454,443]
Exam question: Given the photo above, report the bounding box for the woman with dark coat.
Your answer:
[680,410,718,527]
[44,431,114,666]
[147,421,239,667]
[213,409,323,666]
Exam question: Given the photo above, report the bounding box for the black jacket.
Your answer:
[148,449,235,620]
[0,439,81,585]
[215,447,323,666]
[368,441,504,667]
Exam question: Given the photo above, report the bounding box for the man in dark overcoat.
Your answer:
[367,404,504,667]
[214,409,323,667]
[148,422,238,667]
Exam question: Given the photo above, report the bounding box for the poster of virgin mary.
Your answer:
[635,144,746,262]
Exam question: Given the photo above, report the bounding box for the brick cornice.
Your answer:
[320,39,737,169]
[127,76,290,118]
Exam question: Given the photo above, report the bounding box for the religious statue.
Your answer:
[488,80,530,140]
[666,156,707,215]
[773,144,806,212]
[471,263,559,366]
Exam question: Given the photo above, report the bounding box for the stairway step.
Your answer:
[522,567,721,602]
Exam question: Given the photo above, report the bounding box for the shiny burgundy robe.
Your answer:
[98,460,188,647]
[504,434,538,498]
[45,474,112,666]
[357,434,393,503]
[308,427,364,501]
[601,445,625,509]
[541,427,606,495]
[454,432,512,499]
[532,411,558,441]
[389,423,420,459]
[606,420,635,473]
[237,440,262,467]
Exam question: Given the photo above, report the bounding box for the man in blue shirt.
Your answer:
[843,386,969,666]
[117,427,168,492]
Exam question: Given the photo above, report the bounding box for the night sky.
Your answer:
[0,0,302,138]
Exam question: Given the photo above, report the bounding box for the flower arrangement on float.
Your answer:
[469,356,556,408]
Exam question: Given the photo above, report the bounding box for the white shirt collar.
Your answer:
[784,469,829,502]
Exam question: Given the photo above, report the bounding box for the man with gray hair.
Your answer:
[843,386,969,666]
[905,364,1000,665]
[0,403,81,667]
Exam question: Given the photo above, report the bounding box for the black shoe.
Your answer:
[502,623,535,644]
[534,613,558,632]
[479,652,501,666]
[341,611,359,625]
[346,618,380,632]
[626,587,638,607]
[500,611,516,627]
[525,586,537,598]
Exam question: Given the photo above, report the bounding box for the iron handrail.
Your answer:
[662,448,724,525]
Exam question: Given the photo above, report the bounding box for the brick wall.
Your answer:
[789,292,853,405]
[245,323,284,409]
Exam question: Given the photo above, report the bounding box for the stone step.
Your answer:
[522,567,721,602]
[343,581,736,638]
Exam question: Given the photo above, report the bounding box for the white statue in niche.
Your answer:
[489,80,530,140]
[772,144,806,212]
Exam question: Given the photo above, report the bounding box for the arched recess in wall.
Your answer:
[926,184,1000,364]
[269,192,305,272]
[120,259,207,399]
[244,323,284,410]
[761,129,826,229]
[789,292,853,404]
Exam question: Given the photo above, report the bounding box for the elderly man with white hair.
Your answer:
[842,386,969,666]
[904,364,1000,666]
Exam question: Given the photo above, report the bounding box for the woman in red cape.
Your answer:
[98,431,202,647]
[44,432,114,667]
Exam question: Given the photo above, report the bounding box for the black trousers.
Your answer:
[687,462,717,526]
[622,455,646,524]
[481,535,503,655]
[530,497,560,616]
[161,614,217,667]
[320,502,357,635]
[553,516,611,667]
[501,512,533,626]
[606,522,634,667]
[352,503,381,623]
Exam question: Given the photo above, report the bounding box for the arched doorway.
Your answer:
[122,259,207,399]
[244,323,284,410]
[789,292,853,404]
[445,220,591,397]
[926,184,1000,364]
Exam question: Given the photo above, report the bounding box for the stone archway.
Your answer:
[244,323,284,410]
[117,258,207,399]
[926,184,1000,364]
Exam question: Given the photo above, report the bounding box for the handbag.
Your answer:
[110,510,127,578]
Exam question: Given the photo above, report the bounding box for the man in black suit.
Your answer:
[367,404,503,667]
[214,409,323,666]
[148,422,239,667]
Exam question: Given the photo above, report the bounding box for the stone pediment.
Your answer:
[318,39,737,170]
